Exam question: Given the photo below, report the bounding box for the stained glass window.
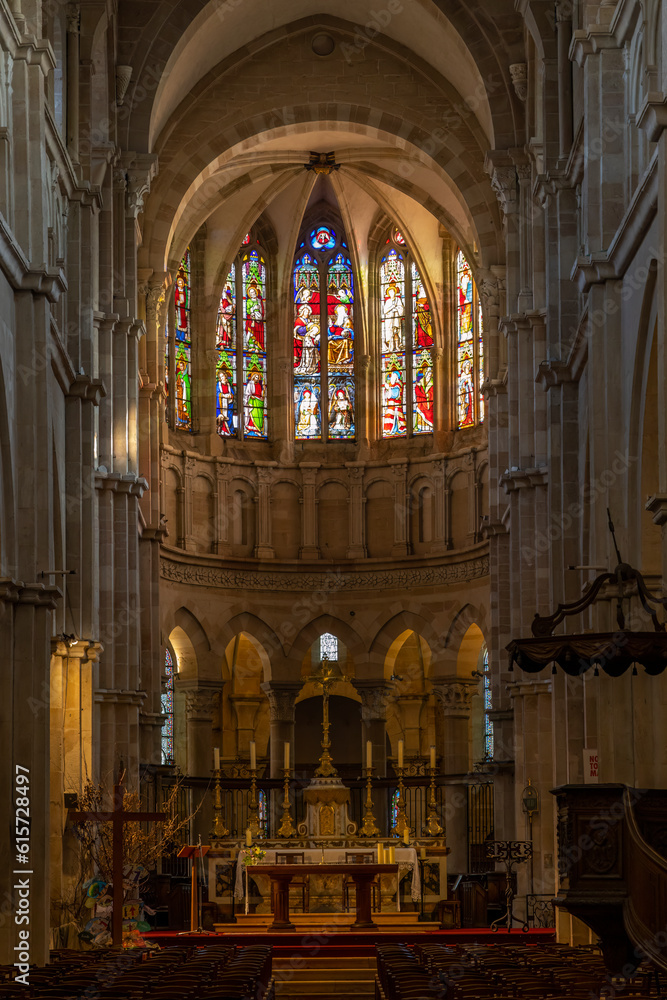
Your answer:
[456,249,483,428]
[161,649,175,765]
[482,645,493,759]
[319,633,339,660]
[380,237,435,439]
[258,789,268,837]
[412,262,433,435]
[216,264,236,437]
[311,226,336,251]
[242,250,268,439]
[174,249,192,431]
[242,232,251,245]
[293,230,355,442]
[390,789,400,830]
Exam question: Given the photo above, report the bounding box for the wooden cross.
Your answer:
[69,771,166,946]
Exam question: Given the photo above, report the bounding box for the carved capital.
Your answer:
[431,678,478,713]
[356,683,391,722]
[183,686,222,722]
[261,682,301,722]
[66,4,80,33]
[121,153,158,219]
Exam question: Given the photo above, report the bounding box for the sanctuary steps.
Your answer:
[273,953,375,999]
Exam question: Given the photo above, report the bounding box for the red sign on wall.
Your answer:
[583,749,599,784]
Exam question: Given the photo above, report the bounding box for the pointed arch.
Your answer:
[288,614,366,665]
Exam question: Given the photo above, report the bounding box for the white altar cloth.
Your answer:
[234,847,420,901]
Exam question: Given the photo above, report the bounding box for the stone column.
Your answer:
[357,682,390,778]
[181,683,224,777]
[345,462,366,558]
[485,154,519,314]
[65,4,79,162]
[254,463,276,559]
[261,682,301,778]
[389,458,409,557]
[182,455,196,551]
[432,678,478,875]
[556,2,574,161]
[299,462,320,559]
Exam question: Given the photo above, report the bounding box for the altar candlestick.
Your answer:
[284,741,290,769]
[397,740,404,769]
[366,740,372,770]
[430,744,436,769]
[214,746,220,771]
[249,741,256,771]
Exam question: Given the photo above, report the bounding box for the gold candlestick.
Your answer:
[424,765,443,837]
[391,767,411,838]
[360,766,380,837]
[277,767,296,838]
[210,767,229,841]
[247,767,262,838]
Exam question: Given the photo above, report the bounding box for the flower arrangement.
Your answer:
[242,845,266,866]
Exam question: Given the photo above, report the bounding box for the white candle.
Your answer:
[377,842,384,864]
[403,827,410,846]
[284,741,290,770]
[397,740,404,769]
[420,846,426,860]
[366,740,372,770]
[430,745,436,770]
[246,828,252,847]
[388,845,396,864]
[214,747,220,771]
[249,741,256,771]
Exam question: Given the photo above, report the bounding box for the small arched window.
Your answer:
[215,236,268,440]
[456,249,484,428]
[293,225,355,442]
[380,229,434,438]
[482,644,493,759]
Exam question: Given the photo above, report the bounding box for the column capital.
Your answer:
[179,681,224,722]
[261,681,301,722]
[431,676,478,713]
[355,681,391,722]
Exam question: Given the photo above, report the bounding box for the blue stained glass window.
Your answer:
[310,226,336,251]
[161,649,175,765]
[258,789,268,838]
[390,789,400,830]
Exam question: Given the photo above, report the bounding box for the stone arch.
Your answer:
[289,614,366,667]
[369,611,441,676]
[166,606,212,682]
[218,612,282,676]
[438,603,488,677]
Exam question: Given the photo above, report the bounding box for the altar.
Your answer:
[233,846,421,915]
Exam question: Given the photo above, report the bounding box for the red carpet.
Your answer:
[143,928,556,950]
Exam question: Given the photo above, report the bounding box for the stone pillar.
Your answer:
[345,462,366,558]
[431,679,477,776]
[389,458,409,557]
[432,678,477,876]
[357,682,390,778]
[182,455,196,551]
[254,463,276,559]
[556,2,574,161]
[181,683,224,777]
[230,695,263,760]
[299,462,320,559]
[65,4,79,162]
[261,682,300,778]
[485,154,520,314]
[514,157,533,314]
[215,461,232,554]
[396,695,425,757]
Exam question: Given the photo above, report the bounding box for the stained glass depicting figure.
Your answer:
[412,263,433,349]
[243,251,266,352]
[413,349,434,434]
[381,250,405,354]
[174,249,192,430]
[294,255,321,376]
[311,226,336,251]
[294,381,321,440]
[382,354,407,437]
[243,353,267,438]
[241,251,268,439]
[457,250,475,428]
[217,265,236,351]
[478,297,485,423]
[328,380,355,438]
[216,353,236,437]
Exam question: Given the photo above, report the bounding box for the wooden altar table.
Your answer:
[259,864,397,931]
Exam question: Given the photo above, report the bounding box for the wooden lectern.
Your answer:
[178,842,210,933]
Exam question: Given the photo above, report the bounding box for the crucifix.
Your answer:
[69,770,167,947]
